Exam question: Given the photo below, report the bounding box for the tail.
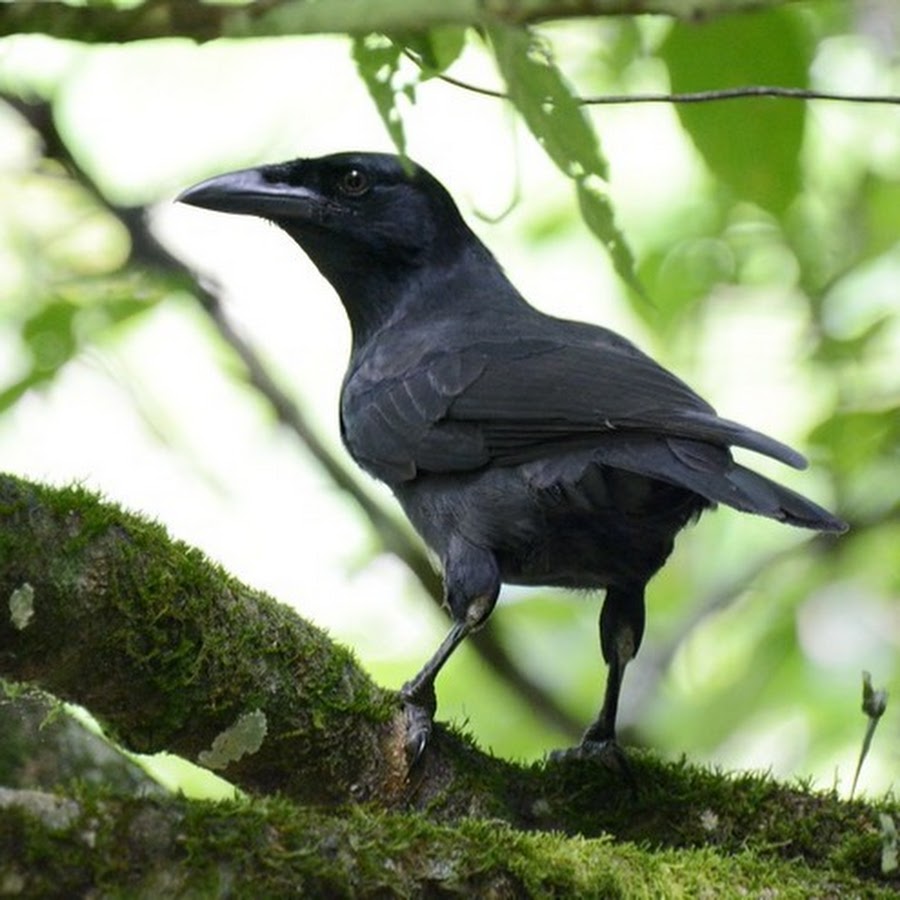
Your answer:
[663,435,847,532]
[664,411,808,470]
[721,465,847,533]
[587,433,847,534]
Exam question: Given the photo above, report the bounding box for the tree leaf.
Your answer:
[576,177,641,297]
[351,33,408,156]
[400,26,468,74]
[861,173,900,262]
[488,25,639,293]
[488,25,606,180]
[662,9,810,215]
[808,405,900,477]
[635,236,734,332]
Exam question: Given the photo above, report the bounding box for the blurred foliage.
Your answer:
[0,0,898,795]
[0,152,165,408]
[662,8,809,214]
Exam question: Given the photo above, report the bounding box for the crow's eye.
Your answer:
[339,168,370,197]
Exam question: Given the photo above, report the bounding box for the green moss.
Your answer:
[164,799,900,897]
[7,760,896,900]
[511,749,898,891]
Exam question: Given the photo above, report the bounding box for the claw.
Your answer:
[402,698,433,768]
[400,679,437,769]
[396,619,473,772]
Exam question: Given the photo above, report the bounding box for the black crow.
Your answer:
[179,152,846,768]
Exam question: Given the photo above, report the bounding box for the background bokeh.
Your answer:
[0,3,897,796]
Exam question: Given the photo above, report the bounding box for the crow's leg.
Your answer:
[585,584,646,744]
[550,584,645,781]
[400,538,500,767]
[399,619,472,765]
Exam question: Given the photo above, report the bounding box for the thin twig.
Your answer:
[579,86,900,105]
[407,51,900,106]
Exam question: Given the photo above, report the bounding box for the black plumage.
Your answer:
[179,152,846,766]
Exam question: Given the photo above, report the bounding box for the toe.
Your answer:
[403,699,433,768]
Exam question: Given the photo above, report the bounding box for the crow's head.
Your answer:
[179,152,471,270]
[179,152,490,343]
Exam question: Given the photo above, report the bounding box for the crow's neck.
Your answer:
[292,232,516,352]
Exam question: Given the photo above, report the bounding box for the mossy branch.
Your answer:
[1,472,897,894]
[0,786,893,898]
[0,472,542,820]
[0,473,414,806]
[1,690,897,896]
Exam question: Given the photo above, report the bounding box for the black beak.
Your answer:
[177,166,321,220]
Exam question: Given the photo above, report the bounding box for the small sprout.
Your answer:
[862,670,888,719]
[198,709,267,770]
[9,583,35,630]
[850,670,888,799]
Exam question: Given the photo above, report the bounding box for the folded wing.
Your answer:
[344,327,802,474]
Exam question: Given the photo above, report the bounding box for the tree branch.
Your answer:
[4,782,893,897]
[1,473,897,894]
[0,0,801,42]
[0,684,168,797]
[0,786,893,897]
[0,474,411,805]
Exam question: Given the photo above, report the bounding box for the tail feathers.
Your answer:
[669,411,808,470]
[579,433,846,534]
[722,465,847,533]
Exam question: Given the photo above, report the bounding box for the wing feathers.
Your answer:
[343,332,810,498]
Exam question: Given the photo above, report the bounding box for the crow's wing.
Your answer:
[341,331,806,484]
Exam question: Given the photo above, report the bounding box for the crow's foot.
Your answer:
[400,680,436,769]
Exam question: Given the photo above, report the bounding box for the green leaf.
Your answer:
[487,25,638,293]
[862,173,900,262]
[0,372,47,416]
[489,25,606,180]
[351,33,409,157]
[0,299,81,414]
[576,178,641,297]
[400,26,467,75]
[21,300,80,373]
[662,9,810,214]
[808,405,900,477]
[814,314,892,365]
